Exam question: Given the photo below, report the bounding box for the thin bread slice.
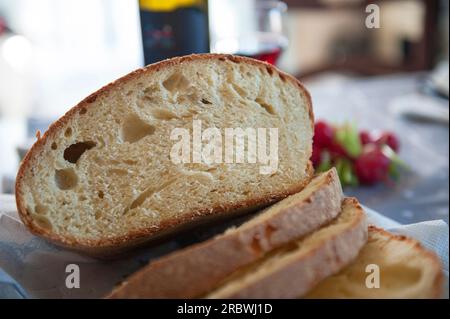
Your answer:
[206,197,368,299]
[15,54,314,256]
[107,168,343,298]
[306,226,444,299]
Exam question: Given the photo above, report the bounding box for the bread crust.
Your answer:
[107,168,342,298]
[366,226,444,299]
[207,197,368,299]
[15,54,314,256]
[306,225,444,299]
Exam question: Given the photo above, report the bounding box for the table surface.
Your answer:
[306,72,449,224]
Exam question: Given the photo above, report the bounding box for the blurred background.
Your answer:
[0,0,448,224]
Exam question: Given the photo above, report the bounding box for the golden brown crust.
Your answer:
[207,197,368,298]
[367,225,444,299]
[15,54,314,256]
[107,168,342,298]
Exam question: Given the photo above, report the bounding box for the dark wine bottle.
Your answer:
[139,0,209,65]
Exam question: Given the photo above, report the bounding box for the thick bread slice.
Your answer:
[15,54,314,255]
[206,197,368,299]
[108,168,343,298]
[306,226,444,299]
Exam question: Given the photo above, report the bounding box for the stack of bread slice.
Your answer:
[15,54,443,298]
[108,168,442,298]
[108,168,363,298]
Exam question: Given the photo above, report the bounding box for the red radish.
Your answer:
[355,147,391,185]
[314,121,334,147]
[311,144,322,168]
[376,132,400,152]
[328,140,348,158]
[312,120,402,186]
[359,130,374,145]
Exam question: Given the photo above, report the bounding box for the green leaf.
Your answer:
[389,161,401,180]
[317,151,332,173]
[382,145,409,180]
[335,122,362,158]
[335,158,359,187]
[381,145,409,169]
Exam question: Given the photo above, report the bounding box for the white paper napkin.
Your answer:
[0,194,448,299]
[365,206,449,277]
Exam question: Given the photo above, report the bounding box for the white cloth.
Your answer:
[0,194,448,298]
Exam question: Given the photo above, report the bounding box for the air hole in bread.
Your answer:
[266,67,273,76]
[108,168,128,176]
[123,159,138,165]
[255,98,276,115]
[34,215,52,230]
[238,100,248,108]
[125,179,177,214]
[177,91,200,105]
[188,172,214,184]
[121,114,155,143]
[279,74,287,83]
[95,211,102,220]
[79,107,87,115]
[232,84,247,99]
[143,85,158,96]
[63,141,96,163]
[139,85,160,107]
[62,199,71,206]
[151,108,178,120]
[34,204,48,215]
[98,190,104,199]
[64,127,73,137]
[201,98,212,105]
[162,72,189,93]
[55,168,78,190]
[142,95,156,104]
[51,142,58,150]
[109,159,120,165]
